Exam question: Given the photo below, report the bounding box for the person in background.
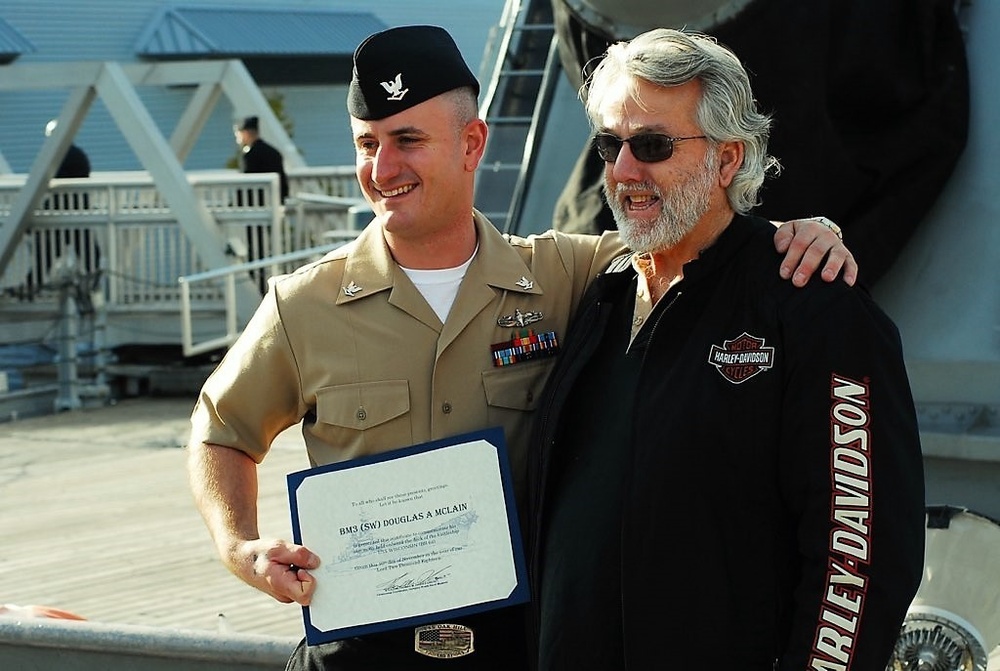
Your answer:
[188,25,857,671]
[235,115,289,202]
[527,28,924,671]
[45,119,90,179]
[234,114,289,291]
[32,119,97,293]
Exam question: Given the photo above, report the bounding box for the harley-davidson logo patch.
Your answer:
[708,332,775,384]
[414,623,474,658]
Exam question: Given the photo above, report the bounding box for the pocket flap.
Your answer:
[316,380,410,429]
[482,360,555,411]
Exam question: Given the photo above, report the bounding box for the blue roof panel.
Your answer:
[0,17,36,56]
[136,6,387,57]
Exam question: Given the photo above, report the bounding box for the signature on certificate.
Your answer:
[376,566,453,595]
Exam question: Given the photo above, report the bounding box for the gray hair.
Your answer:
[583,28,780,214]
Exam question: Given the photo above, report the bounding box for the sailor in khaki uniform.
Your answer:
[193,218,620,671]
[193,210,622,516]
[188,24,621,670]
[187,23,853,671]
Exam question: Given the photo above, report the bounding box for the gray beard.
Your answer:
[606,154,717,254]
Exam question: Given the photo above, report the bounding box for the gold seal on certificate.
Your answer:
[287,427,528,645]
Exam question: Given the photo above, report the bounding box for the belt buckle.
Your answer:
[414,623,474,659]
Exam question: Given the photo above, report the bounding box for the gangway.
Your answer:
[475,0,561,233]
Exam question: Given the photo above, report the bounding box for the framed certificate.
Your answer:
[287,427,529,645]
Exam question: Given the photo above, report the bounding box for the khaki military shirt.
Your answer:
[190,211,624,506]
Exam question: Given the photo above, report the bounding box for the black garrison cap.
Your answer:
[347,25,480,121]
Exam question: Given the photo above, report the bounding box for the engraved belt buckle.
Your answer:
[414,623,474,658]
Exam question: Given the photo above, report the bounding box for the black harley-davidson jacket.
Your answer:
[528,214,925,670]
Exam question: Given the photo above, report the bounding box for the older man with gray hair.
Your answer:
[527,28,924,671]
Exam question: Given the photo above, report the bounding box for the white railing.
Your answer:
[0,168,364,312]
[287,165,361,199]
[178,230,359,357]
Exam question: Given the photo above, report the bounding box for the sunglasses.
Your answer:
[594,132,707,163]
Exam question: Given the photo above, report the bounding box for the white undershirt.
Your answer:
[400,246,477,323]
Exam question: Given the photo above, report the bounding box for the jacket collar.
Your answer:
[682,213,755,282]
[468,210,543,296]
[604,213,757,287]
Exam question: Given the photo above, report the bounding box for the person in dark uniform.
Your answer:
[45,119,91,179]
[234,115,289,290]
[32,119,97,294]
[235,115,289,202]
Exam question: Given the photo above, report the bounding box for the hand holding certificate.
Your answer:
[287,427,528,645]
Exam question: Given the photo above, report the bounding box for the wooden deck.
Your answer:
[0,396,310,639]
[5,397,1000,668]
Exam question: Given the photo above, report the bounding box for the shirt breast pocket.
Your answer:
[482,359,554,413]
[314,380,412,452]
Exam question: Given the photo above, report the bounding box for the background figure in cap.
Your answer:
[45,118,90,179]
[235,115,289,202]
[32,119,98,296]
[186,24,857,671]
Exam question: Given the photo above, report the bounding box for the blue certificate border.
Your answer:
[286,426,529,645]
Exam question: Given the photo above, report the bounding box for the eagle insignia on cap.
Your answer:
[380,73,408,101]
[347,26,480,121]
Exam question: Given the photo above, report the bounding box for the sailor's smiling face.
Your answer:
[351,91,486,245]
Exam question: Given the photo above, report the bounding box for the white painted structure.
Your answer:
[0,166,361,341]
[0,0,506,175]
[0,59,365,349]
